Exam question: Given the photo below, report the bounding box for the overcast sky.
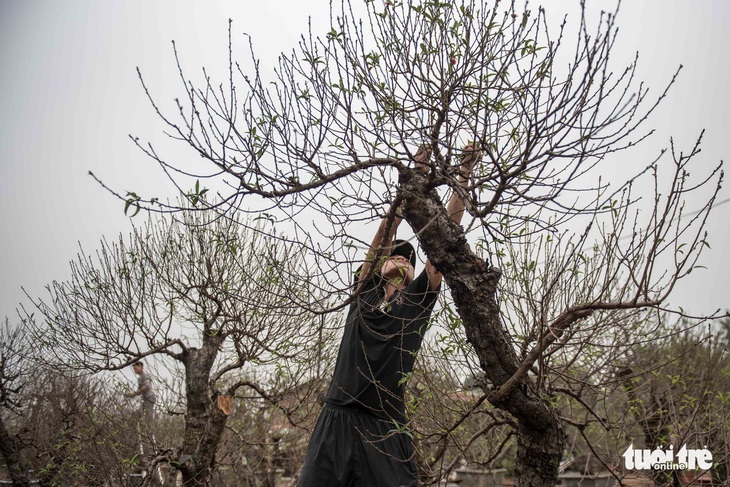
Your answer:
[1,0,728,320]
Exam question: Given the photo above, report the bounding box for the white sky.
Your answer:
[1,0,728,320]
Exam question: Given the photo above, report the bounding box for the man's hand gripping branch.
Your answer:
[423,143,481,291]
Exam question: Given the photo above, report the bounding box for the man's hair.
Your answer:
[391,239,417,269]
[133,361,144,367]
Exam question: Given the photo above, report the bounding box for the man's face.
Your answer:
[133,364,143,375]
[381,255,414,286]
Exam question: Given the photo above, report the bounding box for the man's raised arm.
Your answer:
[357,145,433,282]
[424,143,481,291]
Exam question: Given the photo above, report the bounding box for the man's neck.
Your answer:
[383,282,405,300]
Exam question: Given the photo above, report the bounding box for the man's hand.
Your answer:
[413,144,432,174]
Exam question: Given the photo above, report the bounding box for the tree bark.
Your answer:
[178,334,229,487]
[400,169,565,487]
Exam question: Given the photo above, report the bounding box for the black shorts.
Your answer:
[297,404,417,487]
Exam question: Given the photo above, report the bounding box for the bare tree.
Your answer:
[24,208,335,486]
[23,373,142,487]
[0,319,32,486]
[0,320,142,487]
[96,1,723,485]
[615,322,730,485]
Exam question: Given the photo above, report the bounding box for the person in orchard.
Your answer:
[297,143,481,487]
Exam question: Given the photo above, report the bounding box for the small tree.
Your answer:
[23,373,141,486]
[617,323,730,485]
[0,319,33,486]
[102,1,723,485]
[0,320,140,486]
[25,208,335,486]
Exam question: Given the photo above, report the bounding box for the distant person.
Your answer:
[297,144,480,487]
[125,360,158,469]
[126,360,157,422]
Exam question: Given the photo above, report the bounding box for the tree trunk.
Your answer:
[178,334,229,487]
[400,170,565,487]
[0,414,31,487]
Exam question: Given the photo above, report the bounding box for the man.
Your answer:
[126,360,158,466]
[126,360,157,420]
[297,144,480,486]
[125,361,165,481]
